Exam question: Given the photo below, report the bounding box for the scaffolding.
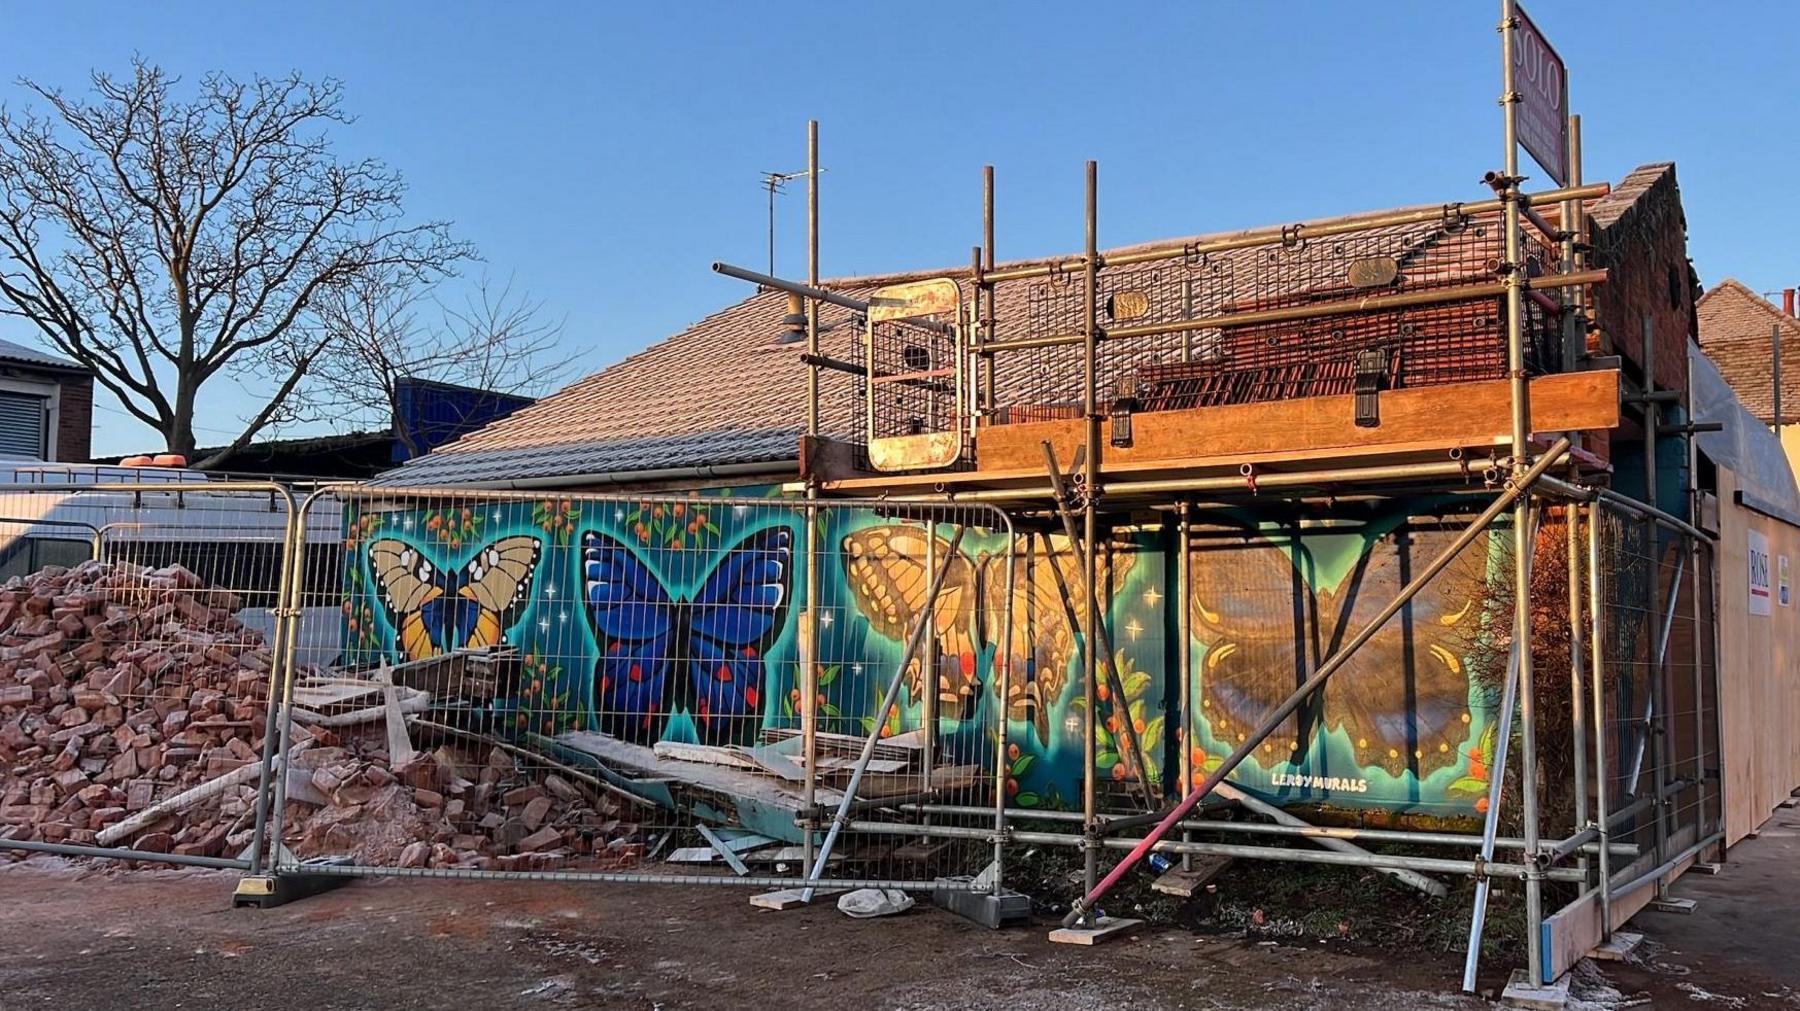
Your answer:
[711,9,1721,991]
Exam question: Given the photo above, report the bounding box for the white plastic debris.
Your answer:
[836,887,914,918]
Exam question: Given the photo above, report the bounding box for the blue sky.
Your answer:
[1,2,1792,456]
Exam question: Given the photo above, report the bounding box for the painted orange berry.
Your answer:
[1006,743,1020,760]
[1474,797,1490,814]
[1097,684,1110,702]
[1111,764,1127,780]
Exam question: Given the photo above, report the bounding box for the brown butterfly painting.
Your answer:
[1188,522,1495,781]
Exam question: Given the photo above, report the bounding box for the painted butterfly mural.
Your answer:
[840,525,1136,743]
[582,526,793,746]
[1189,522,1495,782]
[367,536,544,660]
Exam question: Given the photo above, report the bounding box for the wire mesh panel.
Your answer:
[0,481,298,870]
[266,487,1016,893]
[981,210,1569,430]
[1592,504,1720,892]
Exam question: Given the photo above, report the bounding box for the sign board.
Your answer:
[1510,3,1569,186]
[1782,555,1791,607]
[1749,528,1773,616]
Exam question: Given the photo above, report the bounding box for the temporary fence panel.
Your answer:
[0,481,299,871]
[1590,500,1721,899]
[266,487,1017,892]
[1714,466,1800,844]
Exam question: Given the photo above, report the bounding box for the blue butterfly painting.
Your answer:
[581,526,794,746]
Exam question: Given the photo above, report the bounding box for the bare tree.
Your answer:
[0,60,471,466]
[307,269,574,457]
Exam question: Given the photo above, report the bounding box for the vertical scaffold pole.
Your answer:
[1177,501,1193,871]
[1498,0,1544,983]
[1569,499,1589,878]
[1689,425,1708,851]
[1080,159,1101,911]
[981,166,996,418]
[1642,315,1671,901]
[1588,499,1614,937]
[801,119,822,870]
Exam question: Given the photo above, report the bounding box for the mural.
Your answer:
[338,491,1511,821]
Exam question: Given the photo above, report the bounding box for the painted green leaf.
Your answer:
[1096,749,1120,767]
[1142,716,1165,745]
[1446,776,1489,797]
[1010,754,1035,778]
[1123,671,1153,698]
[1016,792,1040,808]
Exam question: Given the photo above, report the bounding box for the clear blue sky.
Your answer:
[1,2,1792,456]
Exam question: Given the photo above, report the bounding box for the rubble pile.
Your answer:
[0,560,640,871]
[0,560,272,857]
[289,742,637,871]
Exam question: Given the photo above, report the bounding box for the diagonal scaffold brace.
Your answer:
[799,524,970,904]
[1040,442,1158,813]
[1060,437,1572,929]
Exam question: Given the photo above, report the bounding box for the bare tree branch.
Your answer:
[305,269,574,457]
[0,59,473,462]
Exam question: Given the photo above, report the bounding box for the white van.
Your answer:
[0,462,346,668]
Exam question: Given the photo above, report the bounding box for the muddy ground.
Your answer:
[4,821,1797,1011]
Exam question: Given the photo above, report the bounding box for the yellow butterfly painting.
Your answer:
[840,525,1135,743]
[840,525,981,715]
[978,534,1137,744]
[367,535,544,661]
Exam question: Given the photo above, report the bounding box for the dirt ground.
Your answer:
[3,812,1798,1011]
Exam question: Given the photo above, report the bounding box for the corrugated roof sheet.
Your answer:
[381,426,799,486]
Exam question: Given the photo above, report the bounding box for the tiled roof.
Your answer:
[1696,279,1800,424]
[392,165,1672,487]
[0,338,88,373]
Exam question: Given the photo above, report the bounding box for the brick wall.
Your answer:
[55,374,92,463]
[1586,162,1697,397]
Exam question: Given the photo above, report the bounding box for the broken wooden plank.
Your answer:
[652,740,762,770]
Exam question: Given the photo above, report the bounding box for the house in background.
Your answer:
[1696,279,1800,482]
[0,338,92,462]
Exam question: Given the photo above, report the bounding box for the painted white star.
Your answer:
[538,619,551,631]
[545,586,556,599]
[819,612,834,628]
[1142,586,1162,606]
[614,509,625,521]
[1125,619,1144,641]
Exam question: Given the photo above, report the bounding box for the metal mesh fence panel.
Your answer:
[266,487,1016,892]
[0,481,298,870]
[1592,503,1720,894]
